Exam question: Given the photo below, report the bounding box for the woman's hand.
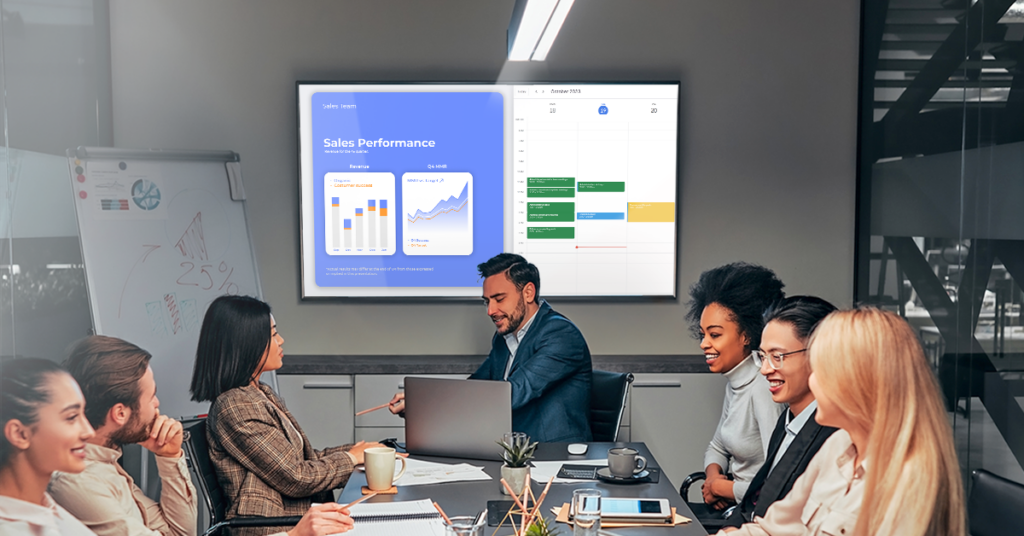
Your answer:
[709,477,735,510]
[702,466,734,510]
[702,465,724,504]
[346,441,384,465]
[286,503,353,536]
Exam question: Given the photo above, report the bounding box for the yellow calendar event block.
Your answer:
[628,202,675,223]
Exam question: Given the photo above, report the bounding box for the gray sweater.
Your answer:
[704,354,784,501]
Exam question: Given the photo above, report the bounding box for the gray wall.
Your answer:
[108,0,859,356]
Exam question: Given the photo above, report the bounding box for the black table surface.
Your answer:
[337,442,708,535]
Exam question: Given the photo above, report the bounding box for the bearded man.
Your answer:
[390,253,593,442]
[50,336,197,536]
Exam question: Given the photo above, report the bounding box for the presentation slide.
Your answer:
[298,83,678,298]
[309,91,504,289]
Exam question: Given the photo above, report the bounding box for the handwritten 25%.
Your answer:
[177,261,239,294]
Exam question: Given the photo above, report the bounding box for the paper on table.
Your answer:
[334,498,445,536]
[530,459,608,483]
[394,457,492,486]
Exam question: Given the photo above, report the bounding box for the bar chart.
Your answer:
[402,172,474,256]
[323,172,396,255]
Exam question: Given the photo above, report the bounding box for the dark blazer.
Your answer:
[207,383,355,536]
[724,407,837,528]
[470,301,593,443]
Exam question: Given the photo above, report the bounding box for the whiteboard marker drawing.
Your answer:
[119,245,161,318]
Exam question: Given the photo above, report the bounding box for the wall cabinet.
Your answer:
[278,371,725,493]
[628,373,726,491]
[277,375,355,449]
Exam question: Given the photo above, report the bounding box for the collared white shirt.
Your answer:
[503,306,540,380]
[770,400,819,471]
[0,492,95,536]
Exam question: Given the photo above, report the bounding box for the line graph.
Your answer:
[402,172,473,256]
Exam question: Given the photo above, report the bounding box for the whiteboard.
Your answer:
[68,147,265,419]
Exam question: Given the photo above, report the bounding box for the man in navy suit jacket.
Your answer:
[391,253,593,443]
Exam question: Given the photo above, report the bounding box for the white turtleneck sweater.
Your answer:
[703,353,784,501]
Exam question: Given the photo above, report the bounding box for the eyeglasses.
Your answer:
[754,348,807,370]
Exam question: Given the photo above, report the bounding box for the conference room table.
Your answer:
[337,442,708,535]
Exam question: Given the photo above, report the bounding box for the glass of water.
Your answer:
[572,488,601,536]
[444,515,485,536]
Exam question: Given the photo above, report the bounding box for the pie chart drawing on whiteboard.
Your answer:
[132,179,161,210]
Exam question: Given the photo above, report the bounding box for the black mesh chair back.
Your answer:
[181,417,301,536]
[969,469,1024,536]
[589,370,633,442]
[181,419,226,522]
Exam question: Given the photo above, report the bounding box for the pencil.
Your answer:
[433,502,453,525]
[500,478,530,513]
[355,403,391,416]
[525,477,553,529]
[340,491,377,510]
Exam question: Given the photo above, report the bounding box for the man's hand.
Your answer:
[387,392,405,415]
[139,414,184,458]
[286,503,354,536]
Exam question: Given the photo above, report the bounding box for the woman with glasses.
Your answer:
[722,296,838,528]
[718,307,965,536]
[686,263,786,514]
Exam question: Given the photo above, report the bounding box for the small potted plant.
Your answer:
[497,432,537,496]
[525,516,560,536]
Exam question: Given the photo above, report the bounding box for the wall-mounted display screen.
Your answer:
[298,83,678,298]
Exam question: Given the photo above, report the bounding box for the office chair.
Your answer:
[680,473,737,533]
[589,370,633,442]
[181,419,302,536]
[968,469,1024,536]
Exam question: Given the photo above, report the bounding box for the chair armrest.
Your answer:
[679,471,707,500]
[205,516,304,536]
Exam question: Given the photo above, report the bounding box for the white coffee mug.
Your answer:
[364,447,407,491]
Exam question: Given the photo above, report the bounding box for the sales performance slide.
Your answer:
[302,89,506,296]
[298,83,679,298]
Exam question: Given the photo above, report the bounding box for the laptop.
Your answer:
[403,377,512,461]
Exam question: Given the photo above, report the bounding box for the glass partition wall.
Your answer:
[857,0,1024,487]
[0,0,110,363]
[0,0,169,504]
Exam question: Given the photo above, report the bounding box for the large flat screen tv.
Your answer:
[297,83,678,298]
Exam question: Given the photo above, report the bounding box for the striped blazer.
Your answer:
[207,383,354,536]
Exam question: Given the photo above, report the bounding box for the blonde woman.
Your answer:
[720,307,964,536]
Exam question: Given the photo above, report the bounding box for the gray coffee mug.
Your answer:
[607,447,647,478]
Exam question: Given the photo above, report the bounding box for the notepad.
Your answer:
[337,498,446,536]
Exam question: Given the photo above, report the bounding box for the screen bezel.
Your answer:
[575,497,671,519]
[296,81,681,301]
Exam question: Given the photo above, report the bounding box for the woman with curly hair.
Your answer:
[686,263,786,513]
[719,307,965,536]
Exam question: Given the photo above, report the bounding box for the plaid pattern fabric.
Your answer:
[207,383,354,536]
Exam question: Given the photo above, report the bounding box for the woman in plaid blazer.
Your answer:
[190,296,381,536]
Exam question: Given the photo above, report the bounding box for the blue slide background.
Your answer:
[311,92,504,287]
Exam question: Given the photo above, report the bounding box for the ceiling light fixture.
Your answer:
[507,0,576,61]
